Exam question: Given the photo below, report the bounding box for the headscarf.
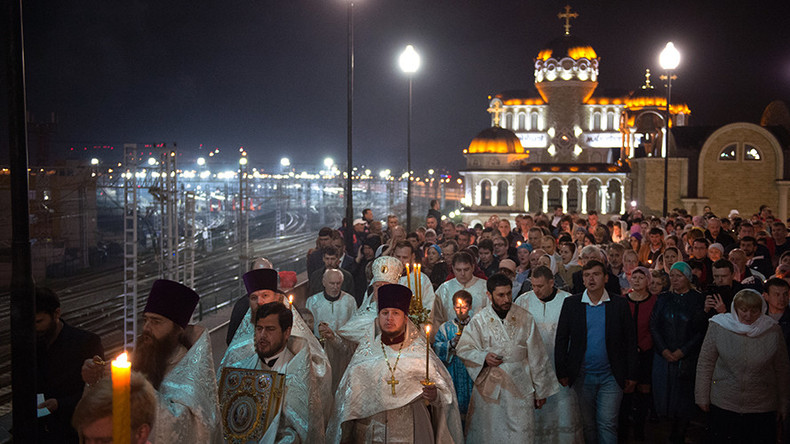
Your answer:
[428,243,443,257]
[542,254,558,275]
[670,261,692,282]
[630,266,653,287]
[710,289,777,337]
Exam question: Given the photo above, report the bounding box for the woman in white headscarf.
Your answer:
[537,252,568,292]
[695,289,790,444]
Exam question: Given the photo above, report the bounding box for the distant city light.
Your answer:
[428,169,434,175]
[90,158,99,165]
[324,157,334,168]
[280,157,291,167]
[239,157,248,166]
[197,157,206,166]
[147,157,157,166]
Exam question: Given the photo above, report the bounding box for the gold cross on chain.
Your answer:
[386,375,399,396]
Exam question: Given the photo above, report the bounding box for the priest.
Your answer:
[305,268,357,391]
[456,273,560,441]
[82,279,222,443]
[327,284,464,443]
[219,268,332,443]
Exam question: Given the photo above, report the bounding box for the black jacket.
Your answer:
[37,321,104,443]
[554,293,638,389]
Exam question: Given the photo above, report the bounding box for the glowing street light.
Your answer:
[90,158,99,165]
[280,157,291,167]
[400,44,421,232]
[659,41,680,217]
[197,157,206,166]
[147,157,157,166]
[324,157,334,169]
[239,157,248,166]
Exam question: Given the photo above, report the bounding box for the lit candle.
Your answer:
[425,324,431,380]
[417,264,422,294]
[405,262,411,289]
[112,352,131,444]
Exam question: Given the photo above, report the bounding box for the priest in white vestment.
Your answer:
[337,256,403,346]
[514,266,584,443]
[305,268,357,391]
[433,251,489,328]
[219,268,332,443]
[328,284,464,444]
[456,273,560,442]
[82,280,222,443]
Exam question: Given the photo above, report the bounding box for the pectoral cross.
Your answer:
[558,5,578,35]
[385,375,399,396]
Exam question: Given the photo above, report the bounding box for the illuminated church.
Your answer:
[460,6,790,221]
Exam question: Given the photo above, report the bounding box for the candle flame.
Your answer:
[112,351,131,368]
[288,295,294,305]
[425,325,431,334]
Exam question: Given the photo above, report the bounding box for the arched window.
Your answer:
[505,113,514,129]
[593,112,602,131]
[606,111,615,130]
[530,111,539,130]
[480,180,492,206]
[518,113,526,130]
[744,144,762,161]
[719,144,736,161]
[496,180,509,207]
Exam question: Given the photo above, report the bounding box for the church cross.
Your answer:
[487,100,504,127]
[641,69,654,90]
[386,375,399,395]
[558,5,579,35]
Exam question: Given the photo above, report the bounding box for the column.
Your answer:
[778,183,790,223]
[620,182,626,214]
[600,186,607,215]
[581,185,588,214]
[561,184,569,212]
[541,184,549,214]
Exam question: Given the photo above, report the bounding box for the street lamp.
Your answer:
[345,0,355,256]
[659,41,680,218]
[280,157,290,167]
[399,44,420,232]
[197,157,206,166]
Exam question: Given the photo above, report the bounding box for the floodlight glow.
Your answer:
[659,42,680,70]
[399,45,421,74]
[324,157,334,168]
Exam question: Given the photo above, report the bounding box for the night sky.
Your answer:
[6,0,790,173]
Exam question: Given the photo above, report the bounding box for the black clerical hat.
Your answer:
[377,284,412,314]
[243,268,279,295]
[143,280,200,329]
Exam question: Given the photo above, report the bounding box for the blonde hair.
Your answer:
[72,370,157,437]
[733,289,763,313]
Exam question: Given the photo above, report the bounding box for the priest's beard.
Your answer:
[380,324,406,346]
[133,327,182,390]
[491,300,511,319]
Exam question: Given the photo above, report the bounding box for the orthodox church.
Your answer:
[460,6,790,222]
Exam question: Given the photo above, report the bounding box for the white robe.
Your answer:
[455,304,560,442]
[433,278,489,328]
[305,291,357,391]
[219,303,332,443]
[327,320,464,444]
[515,290,584,443]
[152,325,222,443]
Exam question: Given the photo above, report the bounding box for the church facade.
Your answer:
[460,7,790,223]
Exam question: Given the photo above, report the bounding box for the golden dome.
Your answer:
[467,127,524,154]
[537,35,597,62]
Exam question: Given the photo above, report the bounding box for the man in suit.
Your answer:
[571,245,622,296]
[555,260,638,444]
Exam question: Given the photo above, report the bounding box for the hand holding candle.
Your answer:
[112,352,131,444]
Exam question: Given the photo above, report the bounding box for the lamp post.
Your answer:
[659,42,680,218]
[399,44,420,232]
[345,0,355,256]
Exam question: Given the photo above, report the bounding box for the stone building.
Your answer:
[460,6,789,223]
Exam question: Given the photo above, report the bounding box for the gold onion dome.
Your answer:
[467,127,524,154]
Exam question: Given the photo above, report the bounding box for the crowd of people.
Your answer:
[33,199,790,443]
